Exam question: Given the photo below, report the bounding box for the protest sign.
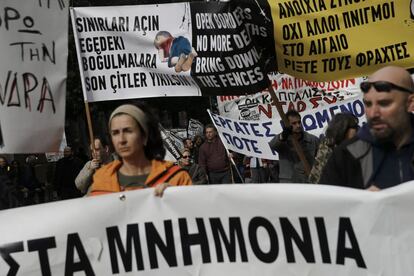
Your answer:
[269,0,414,81]
[71,1,274,102]
[210,95,365,160]
[1,183,414,275]
[208,110,278,160]
[160,124,184,161]
[187,118,204,139]
[218,72,362,121]
[0,1,68,153]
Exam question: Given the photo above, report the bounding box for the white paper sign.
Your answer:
[0,1,68,153]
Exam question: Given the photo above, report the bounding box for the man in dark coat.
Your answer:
[320,66,414,190]
[53,146,84,199]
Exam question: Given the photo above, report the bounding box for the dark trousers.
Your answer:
[208,170,231,184]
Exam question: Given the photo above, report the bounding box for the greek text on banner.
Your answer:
[1,184,414,275]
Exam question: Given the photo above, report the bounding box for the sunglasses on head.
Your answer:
[360,81,414,94]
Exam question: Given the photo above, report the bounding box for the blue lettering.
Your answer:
[241,137,252,151]
[352,100,365,117]
[328,105,339,117]
[339,102,352,114]
[315,109,330,128]
[211,113,222,127]
[233,136,244,149]
[221,133,262,154]
[239,122,251,135]
[219,117,227,129]
[250,123,263,137]
[250,139,262,153]
[234,122,246,135]
[302,114,317,131]
[262,121,276,137]
[222,132,233,145]
[225,119,233,131]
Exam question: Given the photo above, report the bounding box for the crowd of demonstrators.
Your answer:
[320,66,414,190]
[269,110,320,183]
[198,124,232,184]
[308,113,359,184]
[2,65,414,212]
[0,155,56,209]
[89,103,191,197]
[75,137,114,195]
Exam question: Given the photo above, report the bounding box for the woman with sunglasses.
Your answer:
[179,149,207,185]
[89,103,192,196]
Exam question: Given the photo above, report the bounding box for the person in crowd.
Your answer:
[198,124,232,184]
[244,157,269,183]
[231,151,245,183]
[53,147,84,200]
[320,66,414,190]
[183,137,194,159]
[89,103,191,196]
[75,137,113,195]
[178,149,207,185]
[308,113,359,184]
[7,160,25,208]
[0,156,12,209]
[192,135,204,164]
[269,110,319,183]
[267,160,280,183]
[0,156,10,175]
[9,160,21,184]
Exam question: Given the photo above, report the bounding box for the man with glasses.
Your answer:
[320,66,414,190]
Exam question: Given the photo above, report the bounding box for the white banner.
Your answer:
[71,2,275,102]
[217,73,363,121]
[209,95,366,160]
[0,1,68,153]
[71,4,201,102]
[1,183,414,275]
[187,118,204,139]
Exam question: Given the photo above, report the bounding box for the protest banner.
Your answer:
[71,1,274,102]
[218,72,362,120]
[0,1,68,153]
[210,95,365,160]
[187,118,204,139]
[159,124,184,161]
[269,0,414,81]
[1,183,414,275]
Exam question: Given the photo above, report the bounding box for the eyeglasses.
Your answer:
[182,155,191,159]
[360,81,414,94]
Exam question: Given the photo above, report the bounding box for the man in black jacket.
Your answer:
[320,66,414,190]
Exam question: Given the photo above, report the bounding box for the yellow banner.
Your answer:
[269,0,414,81]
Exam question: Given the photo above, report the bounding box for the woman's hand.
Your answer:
[367,185,381,192]
[154,183,170,197]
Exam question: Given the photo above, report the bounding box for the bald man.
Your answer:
[320,66,414,190]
